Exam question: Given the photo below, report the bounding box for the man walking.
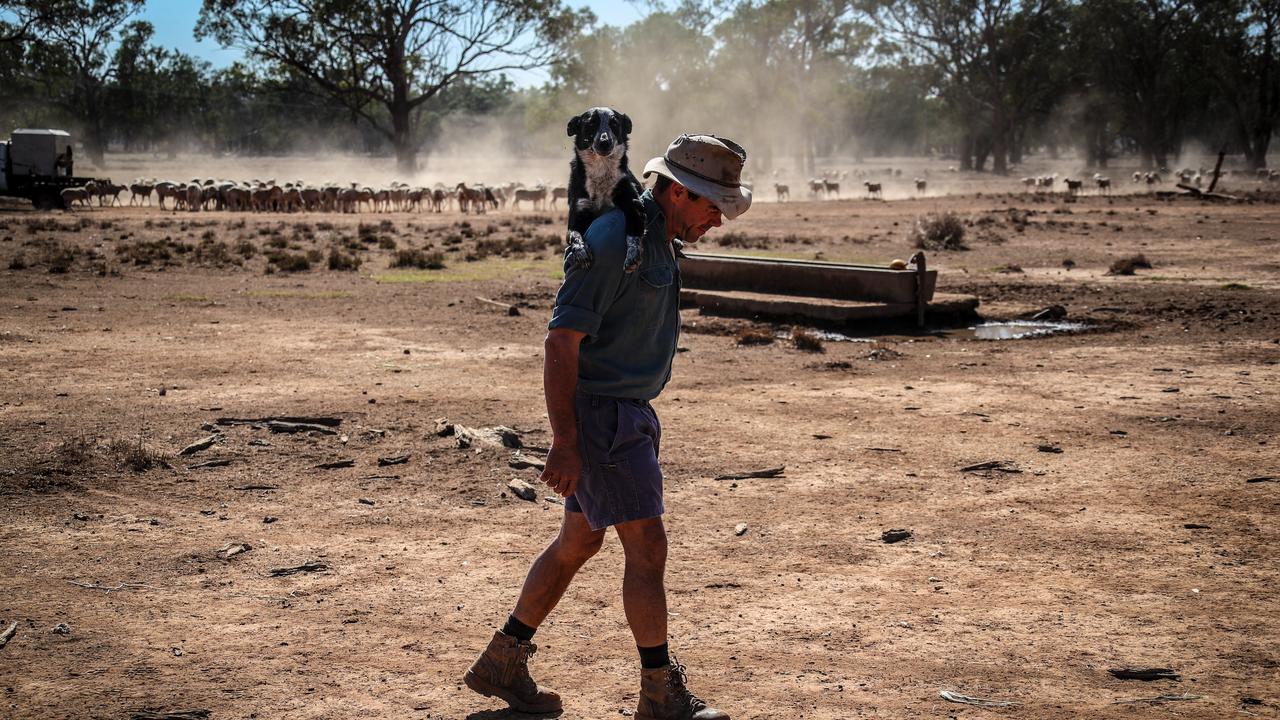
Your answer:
[464,134,752,719]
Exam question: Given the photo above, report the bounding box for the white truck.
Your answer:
[0,128,98,209]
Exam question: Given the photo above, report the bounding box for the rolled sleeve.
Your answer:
[549,303,604,336]
[548,211,628,337]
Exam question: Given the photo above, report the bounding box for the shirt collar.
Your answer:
[642,189,664,241]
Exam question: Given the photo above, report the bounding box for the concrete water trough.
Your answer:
[679,251,978,328]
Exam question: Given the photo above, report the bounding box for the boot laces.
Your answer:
[513,641,539,692]
[516,641,538,665]
[666,658,707,710]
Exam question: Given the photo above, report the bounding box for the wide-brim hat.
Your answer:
[643,134,752,220]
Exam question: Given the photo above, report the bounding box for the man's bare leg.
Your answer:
[464,511,604,712]
[511,510,607,626]
[615,516,728,720]
[614,516,668,646]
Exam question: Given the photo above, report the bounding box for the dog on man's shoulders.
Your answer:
[563,106,647,273]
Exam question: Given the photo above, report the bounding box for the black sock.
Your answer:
[638,642,670,669]
[501,614,536,642]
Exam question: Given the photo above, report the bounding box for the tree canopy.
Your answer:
[2,0,1278,172]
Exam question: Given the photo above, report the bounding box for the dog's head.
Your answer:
[567,107,632,157]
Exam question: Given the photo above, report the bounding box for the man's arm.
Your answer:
[540,327,587,497]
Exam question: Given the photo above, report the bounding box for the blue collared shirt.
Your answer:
[548,191,680,400]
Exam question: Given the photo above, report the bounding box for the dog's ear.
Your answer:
[567,114,583,138]
[618,112,632,136]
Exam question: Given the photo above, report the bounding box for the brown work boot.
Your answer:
[635,656,729,720]
[463,630,562,713]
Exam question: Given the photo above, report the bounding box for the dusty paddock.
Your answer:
[0,191,1278,720]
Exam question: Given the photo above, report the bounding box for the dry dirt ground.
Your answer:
[1,175,1278,720]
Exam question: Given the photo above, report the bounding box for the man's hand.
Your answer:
[543,327,587,498]
[540,440,582,498]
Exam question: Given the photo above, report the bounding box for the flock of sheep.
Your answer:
[54,162,1280,212]
[60,178,572,214]
[771,167,930,202]
[1019,165,1274,196]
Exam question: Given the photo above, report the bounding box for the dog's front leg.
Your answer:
[616,187,646,273]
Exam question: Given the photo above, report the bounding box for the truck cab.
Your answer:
[0,129,91,209]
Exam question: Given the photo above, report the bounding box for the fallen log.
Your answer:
[1173,183,1237,201]
[268,421,337,435]
[1109,667,1180,681]
[476,296,521,316]
[0,621,16,650]
[269,561,331,577]
[714,466,785,480]
[316,459,355,469]
[218,416,341,427]
[178,435,218,456]
[960,460,1022,474]
[187,458,233,470]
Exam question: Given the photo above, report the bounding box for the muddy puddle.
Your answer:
[809,320,1089,343]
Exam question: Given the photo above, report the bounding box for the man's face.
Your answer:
[669,184,723,244]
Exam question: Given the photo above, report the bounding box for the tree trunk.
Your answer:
[1249,122,1273,170]
[391,100,416,174]
[83,118,106,169]
[974,131,991,172]
[992,129,1008,176]
[960,131,973,171]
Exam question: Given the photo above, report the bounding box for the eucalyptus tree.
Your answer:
[1198,0,1280,169]
[17,0,147,166]
[868,0,1068,174]
[716,0,872,174]
[1076,0,1206,171]
[198,0,589,171]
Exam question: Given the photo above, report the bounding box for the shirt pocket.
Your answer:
[635,265,675,330]
[639,265,674,290]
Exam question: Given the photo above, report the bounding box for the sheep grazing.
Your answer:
[60,187,91,210]
[549,186,568,210]
[863,181,883,199]
[822,179,840,198]
[913,178,927,194]
[808,178,825,196]
[1132,171,1143,183]
[1145,172,1162,186]
[1093,174,1112,194]
[512,186,547,211]
[455,182,487,215]
[774,183,789,202]
[185,184,203,212]
[1064,179,1084,195]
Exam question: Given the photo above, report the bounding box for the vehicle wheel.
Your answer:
[32,190,59,211]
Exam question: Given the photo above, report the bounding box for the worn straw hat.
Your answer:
[643,134,752,220]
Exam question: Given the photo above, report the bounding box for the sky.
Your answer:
[139,0,650,84]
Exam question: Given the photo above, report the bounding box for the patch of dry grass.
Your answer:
[909,212,967,251]
[1107,253,1152,276]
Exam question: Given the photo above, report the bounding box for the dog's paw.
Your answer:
[564,231,593,270]
[622,235,643,273]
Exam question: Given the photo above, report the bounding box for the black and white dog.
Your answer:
[564,106,647,273]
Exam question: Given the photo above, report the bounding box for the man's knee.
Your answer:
[617,517,667,570]
[556,518,605,565]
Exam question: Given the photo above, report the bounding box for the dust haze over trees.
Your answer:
[1,0,1278,173]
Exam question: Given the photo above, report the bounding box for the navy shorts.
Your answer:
[565,391,665,530]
